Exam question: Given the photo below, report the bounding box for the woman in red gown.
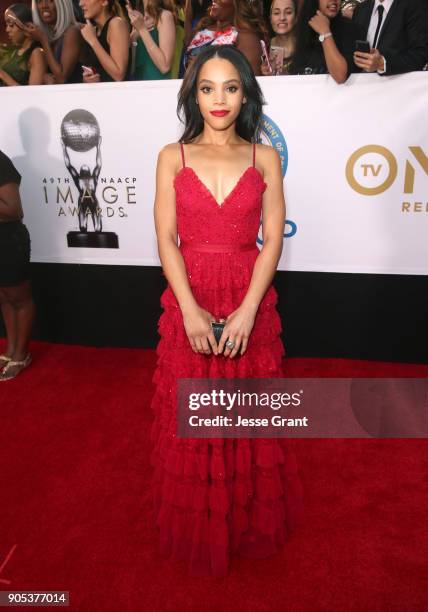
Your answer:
[150,44,304,576]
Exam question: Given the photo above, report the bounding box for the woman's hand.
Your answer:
[183,305,218,355]
[82,69,100,83]
[126,5,146,31]
[81,20,98,46]
[341,4,355,20]
[21,23,48,46]
[218,305,256,358]
[261,59,273,76]
[308,10,330,35]
[44,73,57,85]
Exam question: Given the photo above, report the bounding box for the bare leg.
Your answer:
[1,281,35,361]
[0,288,17,357]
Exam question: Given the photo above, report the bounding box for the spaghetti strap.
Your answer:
[179,142,186,168]
[252,142,256,168]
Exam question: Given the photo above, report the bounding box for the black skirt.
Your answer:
[0,220,31,287]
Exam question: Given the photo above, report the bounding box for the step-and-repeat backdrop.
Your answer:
[1,73,427,274]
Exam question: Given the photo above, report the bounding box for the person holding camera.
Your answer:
[352,0,428,75]
[261,0,298,76]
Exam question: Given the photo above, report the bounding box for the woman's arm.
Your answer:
[320,36,348,83]
[22,23,81,84]
[154,144,217,354]
[237,30,262,76]
[218,145,284,358]
[81,17,130,81]
[136,10,176,74]
[0,46,46,86]
[47,25,82,84]
[28,47,47,85]
[0,69,20,86]
[0,183,24,220]
[154,145,198,313]
[241,146,284,312]
[309,11,348,83]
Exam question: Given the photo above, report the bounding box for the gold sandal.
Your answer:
[0,354,32,381]
[0,355,11,371]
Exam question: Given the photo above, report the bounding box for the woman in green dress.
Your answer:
[126,0,176,80]
[0,3,47,86]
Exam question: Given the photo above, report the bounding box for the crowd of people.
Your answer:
[0,0,427,86]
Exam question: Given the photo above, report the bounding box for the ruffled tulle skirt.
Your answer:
[149,250,304,576]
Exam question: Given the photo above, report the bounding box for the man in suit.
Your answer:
[352,0,428,75]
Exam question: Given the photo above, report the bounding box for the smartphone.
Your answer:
[260,39,272,73]
[269,46,285,75]
[355,40,371,53]
[82,65,96,75]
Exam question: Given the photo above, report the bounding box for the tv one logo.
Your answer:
[346,145,428,212]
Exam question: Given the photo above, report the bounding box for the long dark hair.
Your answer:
[291,0,339,73]
[177,45,265,144]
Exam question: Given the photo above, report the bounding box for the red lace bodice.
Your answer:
[173,142,267,248]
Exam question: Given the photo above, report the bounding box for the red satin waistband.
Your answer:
[180,241,258,253]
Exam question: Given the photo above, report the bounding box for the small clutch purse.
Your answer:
[211,321,225,344]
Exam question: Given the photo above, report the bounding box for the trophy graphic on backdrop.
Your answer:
[61,109,119,248]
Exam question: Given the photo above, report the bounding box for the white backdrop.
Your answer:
[1,72,427,275]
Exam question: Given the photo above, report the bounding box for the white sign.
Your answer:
[1,73,427,275]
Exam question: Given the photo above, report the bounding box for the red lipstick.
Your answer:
[210,110,230,117]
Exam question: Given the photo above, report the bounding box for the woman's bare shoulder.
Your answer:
[256,143,279,159]
[158,142,181,157]
[237,29,259,40]
[30,46,46,65]
[157,143,182,172]
[158,9,175,25]
[63,24,81,40]
[255,143,281,173]
[108,16,129,33]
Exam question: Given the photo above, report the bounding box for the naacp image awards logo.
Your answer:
[60,109,119,248]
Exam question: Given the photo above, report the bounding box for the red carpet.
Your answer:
[0,341,427,611]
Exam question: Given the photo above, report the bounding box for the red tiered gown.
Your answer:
[150,142,304,576]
